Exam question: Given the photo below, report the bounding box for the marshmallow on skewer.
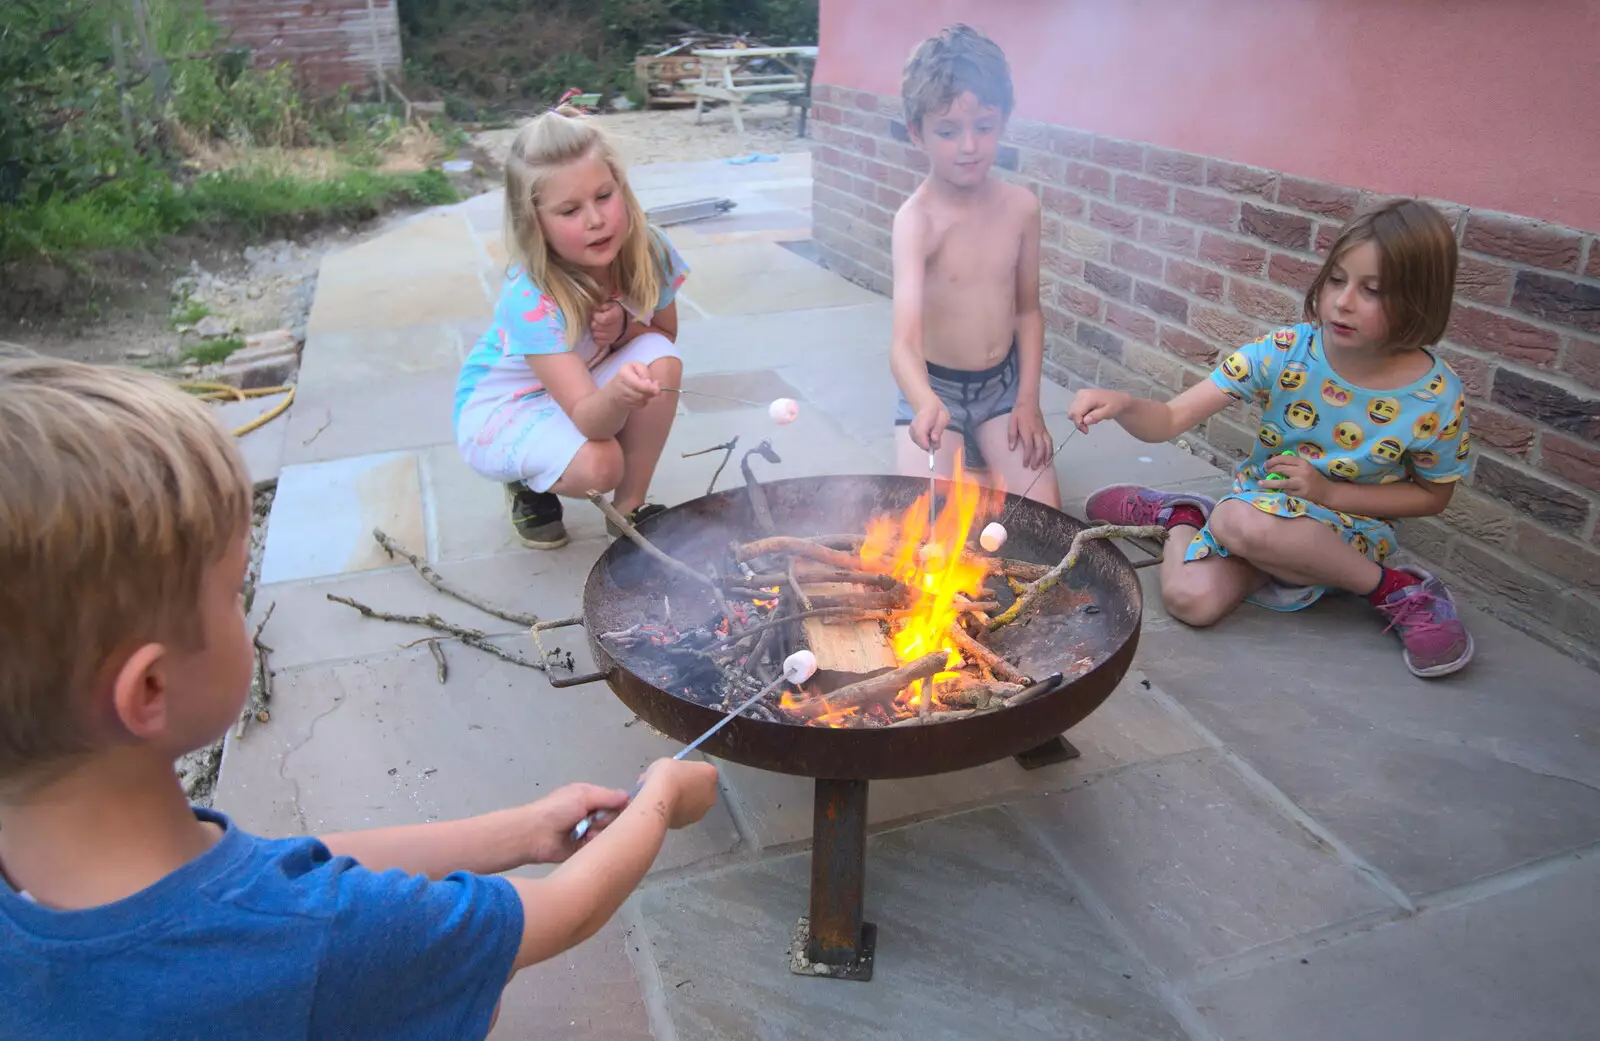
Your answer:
[979,522,1008,553]
[768,398,800,425]
[783,649,818,684]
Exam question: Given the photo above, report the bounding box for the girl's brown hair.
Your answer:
[1304,198,1458,351]
[503,110,666,347]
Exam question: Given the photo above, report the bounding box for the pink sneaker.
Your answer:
[1084,484,1216,527]
[1375,567,1475,678]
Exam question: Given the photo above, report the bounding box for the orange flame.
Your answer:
[859,449,1005,712]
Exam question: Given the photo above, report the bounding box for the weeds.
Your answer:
[172,297,211,327]
[183,336,244,365]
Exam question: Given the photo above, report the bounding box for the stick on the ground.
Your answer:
[428,639,448,683]
[988,524,1166,629]
[237,601,277,737]
[326,593,547,671]
[947,622,1027,684]
[372,528,539,628]
[791,651,948,718]
[683,436,739,496]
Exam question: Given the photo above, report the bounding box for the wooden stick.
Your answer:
[791,651,947,717]
[735,536,870,571]
[988,524,1167,629]
[936,681,1022,710]
[586,492,718,592]
[373,528,538,627]
[428,639,448,684]
[947,623,1027,684]
[741,440,782,535]
[682,437,739,496]
[326,594,547,671]
[887,706,998,727]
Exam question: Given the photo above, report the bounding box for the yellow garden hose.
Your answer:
[179,382,297,437]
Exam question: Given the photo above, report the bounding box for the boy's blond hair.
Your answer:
[901,24,1015,135]
[504,109,670,348]
[0,358,250,792]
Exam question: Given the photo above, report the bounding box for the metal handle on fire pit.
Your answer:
[550,669,610,688]
[535,615,611,688]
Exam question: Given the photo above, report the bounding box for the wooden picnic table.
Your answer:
[691,45,818,134]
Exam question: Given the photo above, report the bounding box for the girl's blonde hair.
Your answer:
[503,109,666,348]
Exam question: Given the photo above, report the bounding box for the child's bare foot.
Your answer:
[1370,567,1474,677]
[1085,484,1215,529]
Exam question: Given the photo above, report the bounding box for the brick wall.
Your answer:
[204,0,401,94]
[810,84,1600,669]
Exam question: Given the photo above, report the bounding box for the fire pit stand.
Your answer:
[799,778,876,979]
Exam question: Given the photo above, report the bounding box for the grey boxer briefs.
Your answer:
[894,339,1019,468]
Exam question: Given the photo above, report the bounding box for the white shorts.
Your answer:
[455,332,680,492]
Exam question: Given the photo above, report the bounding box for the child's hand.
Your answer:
[910,400,952,452]
[609,361,660,410]
[591,300,626,349]
[639,758,720,829]
[1260,453,1332,503]
[1008,404,1053,469]
[1067,388,1132,433]
[523,782,632,862]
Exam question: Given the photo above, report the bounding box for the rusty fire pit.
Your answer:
[549,473,1142,980]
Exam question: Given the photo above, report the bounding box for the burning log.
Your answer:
[736,536,868,572]
[935,681,1022,709]
[790,651,947,718]
[988,524,1166,629]
[946,623,1027,685]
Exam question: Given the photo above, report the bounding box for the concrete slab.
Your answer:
[680,300,893,375]
[318,211,484,286]
[421,444,535,564]
[1015,751,1397,980]
[1138,594,1600,898]
[1189,854,1600,1041]
[308,270,491,335]
[216,639,743,873]
[717,670,1209,849]
[251,551,597,671]
[675,369,803,414]
[489,917,653,1041]
[259,452,425,585]
[213,393,292,490]
[637,807,1188,1041]
[282,366,458,466]
[677,240,879,316]
[297,322,475,389]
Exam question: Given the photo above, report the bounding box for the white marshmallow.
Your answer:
[783,649,818,683]
[769,398,800,425]
[979,522,1008,553]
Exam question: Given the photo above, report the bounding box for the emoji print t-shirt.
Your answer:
[452,227,688,429]
[1209,324,1471,514]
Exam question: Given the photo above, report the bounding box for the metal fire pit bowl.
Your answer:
[553,474,1143,980]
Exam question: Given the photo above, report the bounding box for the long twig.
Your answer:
[428,639,448,683]
[586,492,716,590]
[947,622,1026,684]
[237,602,277,737]
[326,594,547,671]
[372,528,538,628]
[988,524,1166,628]
[791,651,947,717]
[683,437,740,496]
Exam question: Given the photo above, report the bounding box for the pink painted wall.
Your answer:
[818,0,1600,231]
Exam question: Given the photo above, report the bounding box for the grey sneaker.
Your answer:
[506,484,569,549]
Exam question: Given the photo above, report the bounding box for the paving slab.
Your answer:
[1189,853,1600,1041]
[318,211,484,286]
[677,240,879,316]
[297,321,476,389]
[216,639,742,872]
[636,807,1189,1041]
[260,451,427,586]
[1014,750,1397,981]
[251,551,596,671]
[282,366,458,465]
[489,917,653,1041]
[675,369,804,413]
[308,269,492,334]
[717,670,1208,849]
[1138,593,1600,898]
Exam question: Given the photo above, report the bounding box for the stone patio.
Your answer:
[216,153,1600,1040]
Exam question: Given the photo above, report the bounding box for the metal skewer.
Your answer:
[998,426,1077,527]
[661,387,766,408]
[928,447,938,535]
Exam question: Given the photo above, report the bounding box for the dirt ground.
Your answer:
[473,102,812,168]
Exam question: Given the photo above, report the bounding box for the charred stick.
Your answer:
[786,557,812,612]
[740,440,782,535]
[683,436,739,496]
[373,528,539,627]
[586,492,724,600]
[887,706,999,727]
[735,537,869,571]
[988,524,1167,629]
[947,623,1027,684]
[790,651,947,718]
[325,593,547,671]
[936,681,1023,710]
[428,639,448,684]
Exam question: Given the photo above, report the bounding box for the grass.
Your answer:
[0,167,457,264]
[172,298,211,327]
[183,336,244,365]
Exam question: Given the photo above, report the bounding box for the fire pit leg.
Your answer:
[1013,735,1082,770]
[792,777,876,981]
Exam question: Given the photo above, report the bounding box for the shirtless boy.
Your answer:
[891,24,1059,507]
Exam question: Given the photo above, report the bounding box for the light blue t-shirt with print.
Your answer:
[0,807,522,1040]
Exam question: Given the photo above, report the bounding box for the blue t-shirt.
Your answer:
[0,808,523,1040]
